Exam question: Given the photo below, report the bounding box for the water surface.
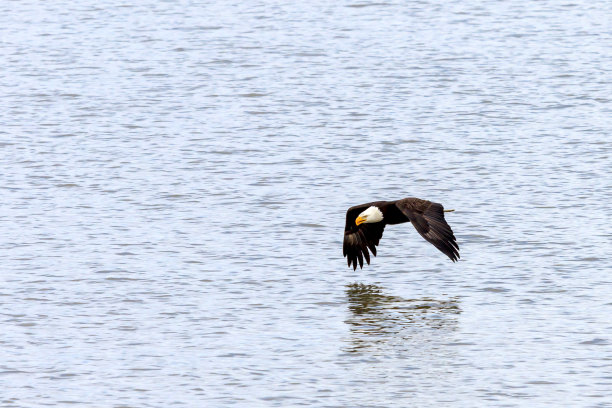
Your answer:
[1,1,611,406]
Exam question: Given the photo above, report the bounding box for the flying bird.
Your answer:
[343,197,459,270]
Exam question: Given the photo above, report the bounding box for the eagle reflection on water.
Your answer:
[344,283,461,353]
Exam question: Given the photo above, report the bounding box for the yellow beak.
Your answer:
[355,216,366,226]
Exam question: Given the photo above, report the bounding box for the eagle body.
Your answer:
[343,197,459,270]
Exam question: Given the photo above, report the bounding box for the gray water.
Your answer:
[2,1,611,406]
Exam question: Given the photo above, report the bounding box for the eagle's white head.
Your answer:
[356,206,384,225]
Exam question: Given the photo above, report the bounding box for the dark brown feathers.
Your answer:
[343,197,460,269]
[394,198,460,262]
[344,222,385,270]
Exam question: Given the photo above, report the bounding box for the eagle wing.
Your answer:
[343,205,386,270]
[394,198,460,262]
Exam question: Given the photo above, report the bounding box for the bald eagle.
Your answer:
[343,197,459,270]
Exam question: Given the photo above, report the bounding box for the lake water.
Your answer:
[2,1,611,406]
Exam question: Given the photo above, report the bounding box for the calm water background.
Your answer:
[2,1,611,406]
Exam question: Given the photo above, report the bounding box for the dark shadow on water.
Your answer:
[344,283,461,354]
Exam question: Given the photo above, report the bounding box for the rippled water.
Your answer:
[2,1,611,406]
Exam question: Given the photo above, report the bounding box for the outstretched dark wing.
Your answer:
[394,198,460,262]
[343,204,386,270]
